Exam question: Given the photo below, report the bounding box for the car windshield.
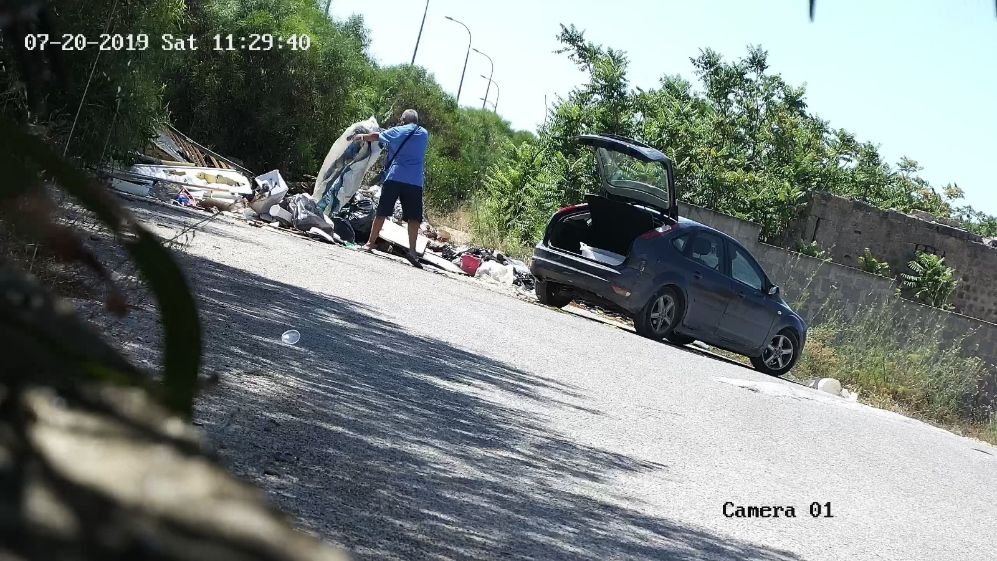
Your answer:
[596,147,669,193]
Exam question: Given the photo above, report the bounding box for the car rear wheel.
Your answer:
[750,330,800,376]
[635,286,683,340]
[535,278,572,308]
[665,333,695,345]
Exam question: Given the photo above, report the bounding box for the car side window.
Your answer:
[689,233,723,271]
[671,234,690,252]
[729,244,765,290]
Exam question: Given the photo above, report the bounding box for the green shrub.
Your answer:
[857,248,891,276]
[797,240,830,260]
[900,252,958,309]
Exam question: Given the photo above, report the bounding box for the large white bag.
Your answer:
[313,116,382,217]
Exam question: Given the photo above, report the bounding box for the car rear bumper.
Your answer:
[531,244,641,314]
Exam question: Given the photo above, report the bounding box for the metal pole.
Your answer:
[473,48,493,110]
[481,75,499,113]
[411,0,429,65]
[444,16,471,105]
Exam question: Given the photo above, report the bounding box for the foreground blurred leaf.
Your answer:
[0,116,202,416]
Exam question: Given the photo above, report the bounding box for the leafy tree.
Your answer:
[165,0,378,176]
[0,0,186,165]
[900,253,958,309]
[476,24,997,252]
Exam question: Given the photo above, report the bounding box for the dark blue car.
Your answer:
[530,134,807,376]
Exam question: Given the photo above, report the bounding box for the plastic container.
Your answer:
[281,329,301,345]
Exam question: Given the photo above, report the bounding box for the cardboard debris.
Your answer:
[377,219,429,255]
[420,252,465,274]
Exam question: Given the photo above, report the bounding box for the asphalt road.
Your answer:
[104,199,997,561]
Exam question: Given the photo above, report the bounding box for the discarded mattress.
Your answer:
[313,116,383,217]
[579,242,626,266]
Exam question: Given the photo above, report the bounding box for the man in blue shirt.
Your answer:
[351,109,430,267]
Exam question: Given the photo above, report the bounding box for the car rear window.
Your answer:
[690,233,723,271]
[671,234,690,252]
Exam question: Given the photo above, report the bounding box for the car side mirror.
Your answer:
[767,285,780,296]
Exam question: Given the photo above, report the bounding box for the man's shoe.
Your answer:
[405,251,423,269]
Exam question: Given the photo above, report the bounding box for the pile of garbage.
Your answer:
[103,118,538,290]
[425,243,534,291]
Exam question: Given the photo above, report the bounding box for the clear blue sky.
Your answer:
[329,0,997,215]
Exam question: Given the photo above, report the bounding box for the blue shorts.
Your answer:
[377,180,423,222]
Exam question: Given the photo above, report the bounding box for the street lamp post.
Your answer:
[472,47,493,111]
[444,16,471,105]
[481,75,499,113]
[411,0,430,65]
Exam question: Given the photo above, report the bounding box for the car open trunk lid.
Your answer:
[577,134,678,220]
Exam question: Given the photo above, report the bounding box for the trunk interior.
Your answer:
[547,194,667,265]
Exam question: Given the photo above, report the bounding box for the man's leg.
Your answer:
[407,219,419,255]
[399,184,424,268]
[364,182,400,251]
[365,216,387,249]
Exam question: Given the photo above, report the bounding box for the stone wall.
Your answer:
[782,192,997,323]
[678,200,997,374]
[678,201,762,245]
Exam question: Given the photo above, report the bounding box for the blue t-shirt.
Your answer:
[379,123,429,188]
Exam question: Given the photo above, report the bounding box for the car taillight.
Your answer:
[638,222,679,240]
[555,203,585,216]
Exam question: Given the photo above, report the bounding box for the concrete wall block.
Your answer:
[792,192,997,324]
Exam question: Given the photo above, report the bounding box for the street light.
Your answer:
[481,74,499,113]
[411,0,430,65]
[444,16,471,105]
[472,47,493,111]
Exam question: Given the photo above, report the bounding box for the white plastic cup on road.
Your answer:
[281,329,301,345]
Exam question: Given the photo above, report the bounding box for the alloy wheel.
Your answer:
[763,334,795,370]
[649,294,675,334]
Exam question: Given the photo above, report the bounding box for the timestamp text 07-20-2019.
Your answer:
[23,33,312,52]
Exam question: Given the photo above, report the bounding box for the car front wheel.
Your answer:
[750,330,800,376]
[635,286,683,340]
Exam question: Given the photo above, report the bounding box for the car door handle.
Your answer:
[693,271,703,280]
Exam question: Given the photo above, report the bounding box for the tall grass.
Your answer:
[788,262,996,443]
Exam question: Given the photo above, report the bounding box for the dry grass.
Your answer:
[429,200,536,261]
[792,305,996,445]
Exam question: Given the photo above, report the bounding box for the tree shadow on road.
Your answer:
[183,254,802,561]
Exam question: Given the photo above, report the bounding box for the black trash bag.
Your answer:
[331,217,356,243]
[513,269,536,290]
[441,246,459,261]
[282,194,340,242]
[340,195,376,241]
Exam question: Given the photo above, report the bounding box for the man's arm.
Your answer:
[352,132,380,143]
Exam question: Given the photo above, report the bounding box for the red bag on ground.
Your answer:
[460,255,482,276]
